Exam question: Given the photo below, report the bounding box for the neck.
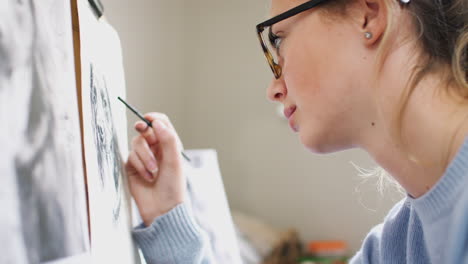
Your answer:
[361,71,468,198]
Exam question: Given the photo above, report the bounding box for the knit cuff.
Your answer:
[132,203,204,263]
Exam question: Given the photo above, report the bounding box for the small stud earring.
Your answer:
[364,32,373,39]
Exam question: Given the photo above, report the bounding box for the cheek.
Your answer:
[287,20,360,92]
[283,47,320,99]
[282,42,358,153]
[279,21,372,153]
[283,23,364,108]
[283,42,334,110]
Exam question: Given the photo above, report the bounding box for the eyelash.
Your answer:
[268,31,283,52]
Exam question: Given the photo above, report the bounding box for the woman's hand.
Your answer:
[125,113,186,227]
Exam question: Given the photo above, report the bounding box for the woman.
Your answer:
[127,0,468,263]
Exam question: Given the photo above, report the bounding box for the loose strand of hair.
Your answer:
[452,27,468,95]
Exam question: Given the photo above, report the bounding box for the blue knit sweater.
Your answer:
[133,139,468,264]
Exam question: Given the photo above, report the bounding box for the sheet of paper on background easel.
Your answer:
[41,253,92,264]
[0,0,89,263]
[184,149,243,264]
[77,0,140,263]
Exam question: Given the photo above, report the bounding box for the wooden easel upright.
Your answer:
[69,0,104,245]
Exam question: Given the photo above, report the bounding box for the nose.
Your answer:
[266,77,287,102]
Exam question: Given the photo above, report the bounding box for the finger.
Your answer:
[126,150,153,182]
[144,113,184,149]
[137,123,159,146]
[144,113,175,132]
[134,121,149,133]
[142,113,176,147]
[144,112,169,123]
[134,121,159,147]
[132,136,159,176]
[152,119,181,166]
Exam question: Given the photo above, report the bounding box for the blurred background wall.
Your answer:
[103,0,404,253]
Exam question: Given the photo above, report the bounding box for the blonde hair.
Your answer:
[323,0,467,97]
[386,0,468,168]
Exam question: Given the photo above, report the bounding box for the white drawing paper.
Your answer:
[77,0,140,263]
[185,149,243,264]
[0,0,89,263]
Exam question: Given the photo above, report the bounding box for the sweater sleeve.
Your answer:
[348,224,384,264]
[132,203,215,264]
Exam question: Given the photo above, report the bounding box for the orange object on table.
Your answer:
[308,240,348,256]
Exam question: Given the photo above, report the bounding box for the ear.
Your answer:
[357,0,388,46]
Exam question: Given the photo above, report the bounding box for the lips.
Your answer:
[284,105,299,132]
[283,105,297,120]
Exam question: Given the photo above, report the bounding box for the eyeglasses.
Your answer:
[256,0,330,79]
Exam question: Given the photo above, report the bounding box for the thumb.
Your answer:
[152,119,181,165]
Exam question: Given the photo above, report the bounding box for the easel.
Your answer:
[69,0,104,245]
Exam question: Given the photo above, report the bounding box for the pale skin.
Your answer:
[126,113,186,226]
[126,0,468,226]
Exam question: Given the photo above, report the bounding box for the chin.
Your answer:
[299,127,350,154]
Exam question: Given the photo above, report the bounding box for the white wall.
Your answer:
[102,0,187,134]
[104,0,404,254]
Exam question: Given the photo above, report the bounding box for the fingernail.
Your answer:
[135,122,147,132]
[146,172,154,180]
[148,161,158,172]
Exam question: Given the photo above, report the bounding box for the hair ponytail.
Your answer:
[452,28,468,95]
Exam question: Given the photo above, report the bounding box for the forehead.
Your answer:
[269,0,308,17]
